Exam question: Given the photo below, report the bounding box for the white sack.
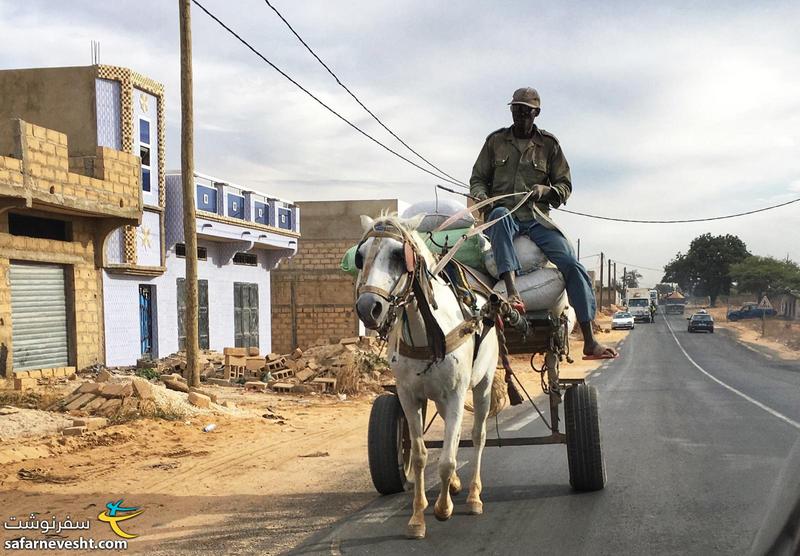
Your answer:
[484,235,550,278]
[493,267,566,312]
[402,199,475,232]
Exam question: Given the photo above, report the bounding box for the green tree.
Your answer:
[655,283,675,296]
[729,256,800,299]
[622,270,643,289]
[662,234,750,306]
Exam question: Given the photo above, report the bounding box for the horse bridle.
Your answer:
[355,224,420,336]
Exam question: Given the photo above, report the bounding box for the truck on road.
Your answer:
[626,288,653,323]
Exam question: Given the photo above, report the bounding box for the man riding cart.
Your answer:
[470,87,617,360]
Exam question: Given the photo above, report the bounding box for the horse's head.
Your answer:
[354,213,430,330]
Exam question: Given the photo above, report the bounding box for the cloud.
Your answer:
[1,0,799,281]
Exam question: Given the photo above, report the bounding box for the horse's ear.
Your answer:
[360,215,375,232]
[404,213,425,231]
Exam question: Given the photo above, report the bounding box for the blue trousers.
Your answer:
[485,206,596,323]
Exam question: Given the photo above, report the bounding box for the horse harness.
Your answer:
[355,222,482,362]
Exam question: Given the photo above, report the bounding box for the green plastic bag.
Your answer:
[340,228,487,277]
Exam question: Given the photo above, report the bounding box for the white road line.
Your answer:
[505,412,540,432]
[664,316,800,431]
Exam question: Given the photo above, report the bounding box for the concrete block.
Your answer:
[101,383,133,398]
[14,377,37,391]
[71,417,108,430]
[245,357,264,372]
[189,387,217,404]
[64,392,96,411]
[96,370,112,382]
[188,392,211,408]
[131,378,154,400]
[62,426,86,436]
[77,382,104,394]
[98,398,122,416]
[163,378,189,393]
[223,347,247,356]
[244,381,268,392]
[83,396,108,411]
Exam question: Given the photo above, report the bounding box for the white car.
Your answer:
[612,311,635,330]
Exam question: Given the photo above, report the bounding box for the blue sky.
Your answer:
[1,0,799,287]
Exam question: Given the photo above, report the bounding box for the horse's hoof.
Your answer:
[406,523,426,539]
[449,476,462,496]
[434,504,453,521]
[466,500,484,515]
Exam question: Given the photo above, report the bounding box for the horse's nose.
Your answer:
[356,293,387,329]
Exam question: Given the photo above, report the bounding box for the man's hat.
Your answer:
[508,87,541,109]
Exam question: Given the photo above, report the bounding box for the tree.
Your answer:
[655,283,675,296]
[622,270,642,289]
[730,256,800,299]
[662,234,750,306]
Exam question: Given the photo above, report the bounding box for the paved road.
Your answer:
[294,311,800,555]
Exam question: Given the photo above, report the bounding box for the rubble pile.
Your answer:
[235,336,393,396]
[51,372,224,425]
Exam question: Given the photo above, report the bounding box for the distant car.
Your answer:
[727,303,776,321]
[688,313,715,333]
[612,311,635,330]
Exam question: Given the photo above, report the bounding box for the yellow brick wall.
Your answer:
[0,120,142,377]
[0,121,142,219]
[270,238,359,352]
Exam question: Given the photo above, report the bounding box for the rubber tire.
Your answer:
[368,394,409,495]
[565,384,606,491]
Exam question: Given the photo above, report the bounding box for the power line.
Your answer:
[614,260,664,272]
[263,0,469,189]
[191,0,466,189]
[554,196,800,224]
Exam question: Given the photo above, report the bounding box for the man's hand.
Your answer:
[529,184,552,201]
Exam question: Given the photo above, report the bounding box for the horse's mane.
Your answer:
[373,212,437,268]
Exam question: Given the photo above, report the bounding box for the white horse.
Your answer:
[355,213,501,539]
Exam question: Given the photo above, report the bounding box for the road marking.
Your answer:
[664,316,800,431]
[594,372,603,378]
[505,412,540,432]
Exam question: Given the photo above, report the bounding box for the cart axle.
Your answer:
[425,432,566,449]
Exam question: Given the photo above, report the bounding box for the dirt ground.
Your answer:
[0,321,628,556]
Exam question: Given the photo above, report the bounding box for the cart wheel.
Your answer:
[368,394,411,495]
[565,384,606,491]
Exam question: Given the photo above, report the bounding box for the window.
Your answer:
[8,213,71,241]
[139,117,152,192]
[233,252,258,266]
[175,243,208,260]
[227,194,245,219]
[254,201,269,225]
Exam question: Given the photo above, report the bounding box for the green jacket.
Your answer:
[469,125,572,222]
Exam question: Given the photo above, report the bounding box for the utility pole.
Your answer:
[623,266,627,304]
[576,238,581,261]
[180,0,200,387]
[613,262,617,304]
[599,252,604,310]
[608,258,613,307]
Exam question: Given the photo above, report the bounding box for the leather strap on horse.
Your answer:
[398,318,478,360]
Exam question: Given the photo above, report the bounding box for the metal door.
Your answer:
[139,285,154,356]
[10,263,69,371]
[234,282,259,348]
[177,279,209,350]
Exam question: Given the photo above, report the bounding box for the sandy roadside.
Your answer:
[0,322,627,555]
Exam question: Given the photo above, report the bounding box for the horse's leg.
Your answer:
[467,370,492,515]
[434,397,465,521]
[398,392,428,539]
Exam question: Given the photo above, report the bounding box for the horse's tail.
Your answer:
[488,367,507,418]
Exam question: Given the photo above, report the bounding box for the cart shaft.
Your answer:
[425,433,566,449]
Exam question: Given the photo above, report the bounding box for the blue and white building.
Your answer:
[102,171,299,366]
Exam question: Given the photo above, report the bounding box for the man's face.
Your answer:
[511,104,538,134]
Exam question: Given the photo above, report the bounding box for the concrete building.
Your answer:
[0,118,141,380]
[102,171,298,366]
[0,64,299,370]
[270,199,407,353]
